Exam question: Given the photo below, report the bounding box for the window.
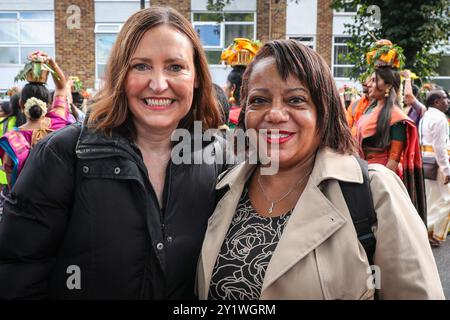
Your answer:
[95,32,118,80]
[95,24,122,80]
[289,36,315,50]
[436,54,450,77]
[192,12,256,65]
[333,37,354,78]
[0,11,54,66]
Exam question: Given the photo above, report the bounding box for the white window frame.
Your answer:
[0,10,54,67]
[192,21,223,49]
[192,11,257,66]
[94,24,122,83]
[94,23,123,33]
[288,36,316,50]
[332,36,354,79]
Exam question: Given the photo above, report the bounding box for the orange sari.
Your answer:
[356,105,427,224]
[346,95,370,137]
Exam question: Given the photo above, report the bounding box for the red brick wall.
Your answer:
[55,0,95,88]
[257,0,287,43]
[316,0,333,66]
[152,0,190,21]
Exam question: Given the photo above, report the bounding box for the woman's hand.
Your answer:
[400,70,411,80]
[386,159,399,173]
[47,57,66,92]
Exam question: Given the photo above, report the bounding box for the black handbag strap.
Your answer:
[338,157,377,266]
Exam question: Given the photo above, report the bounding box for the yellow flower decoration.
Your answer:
[221,38,261,66]
[366,39,405,70]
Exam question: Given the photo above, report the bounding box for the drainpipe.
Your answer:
[269,0,272,40]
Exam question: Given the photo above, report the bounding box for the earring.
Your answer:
[385,87,390,98]
[229,89,236,105]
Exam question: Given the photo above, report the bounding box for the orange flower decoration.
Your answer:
[221,38,261,66]
[366,39,405,69]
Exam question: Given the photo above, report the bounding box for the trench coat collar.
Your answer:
[203,147,364,298]
[216,147,363,190]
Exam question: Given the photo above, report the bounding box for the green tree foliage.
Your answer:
[331,0,450,81]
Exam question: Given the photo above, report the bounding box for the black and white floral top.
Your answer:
[208,187,292,300]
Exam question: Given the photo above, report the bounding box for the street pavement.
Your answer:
[432,239,450,299]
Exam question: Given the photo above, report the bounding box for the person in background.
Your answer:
[212,83,230,129]
[346,75,371,136]
[197,39,444,300]
[445,88,450,140]
[0,101,12,193]
[0,53,72,190]
[66,78,86,123]
[419,90,450,246]
[0,102,13,134]
[0,6,225,299]
[8,94,26,128]
[224,65,246,128]
[401,70,426,127]
[338,84,358,111]
[356,40,426,223]
[0,95,26,205]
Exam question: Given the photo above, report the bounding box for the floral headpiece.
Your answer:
[343,84,360,98]
[69,76,83,92]
[366,39,405,70]
[221,38,261,67]
[24,97,47,119]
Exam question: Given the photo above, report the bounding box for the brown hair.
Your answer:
[238,39,357,154]
[87,6,221,138]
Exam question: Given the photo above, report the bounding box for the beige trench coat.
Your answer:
[197,148,444,300]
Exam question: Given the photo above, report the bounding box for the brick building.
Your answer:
[0,0,448,93]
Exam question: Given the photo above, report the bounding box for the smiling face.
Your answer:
[245,57,320,169]
[124,24,197,134]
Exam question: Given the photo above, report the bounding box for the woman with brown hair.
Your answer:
[0,6,224,299]
[197,39,443,300]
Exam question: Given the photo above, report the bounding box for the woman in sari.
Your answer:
[356,41,426,223]
[0,54,73,189]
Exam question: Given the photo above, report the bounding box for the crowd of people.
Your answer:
[0,6,447,300]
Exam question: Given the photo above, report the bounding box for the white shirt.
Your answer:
[419,107,450,176]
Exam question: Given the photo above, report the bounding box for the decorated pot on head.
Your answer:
[15,50,55,84]
[220,38,261,67]
[366,39,405,70]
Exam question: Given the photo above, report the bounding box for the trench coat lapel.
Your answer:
[260,148,363,294]
[199,148,363,298]
[261,178,347,293]
[199,162,255,299]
